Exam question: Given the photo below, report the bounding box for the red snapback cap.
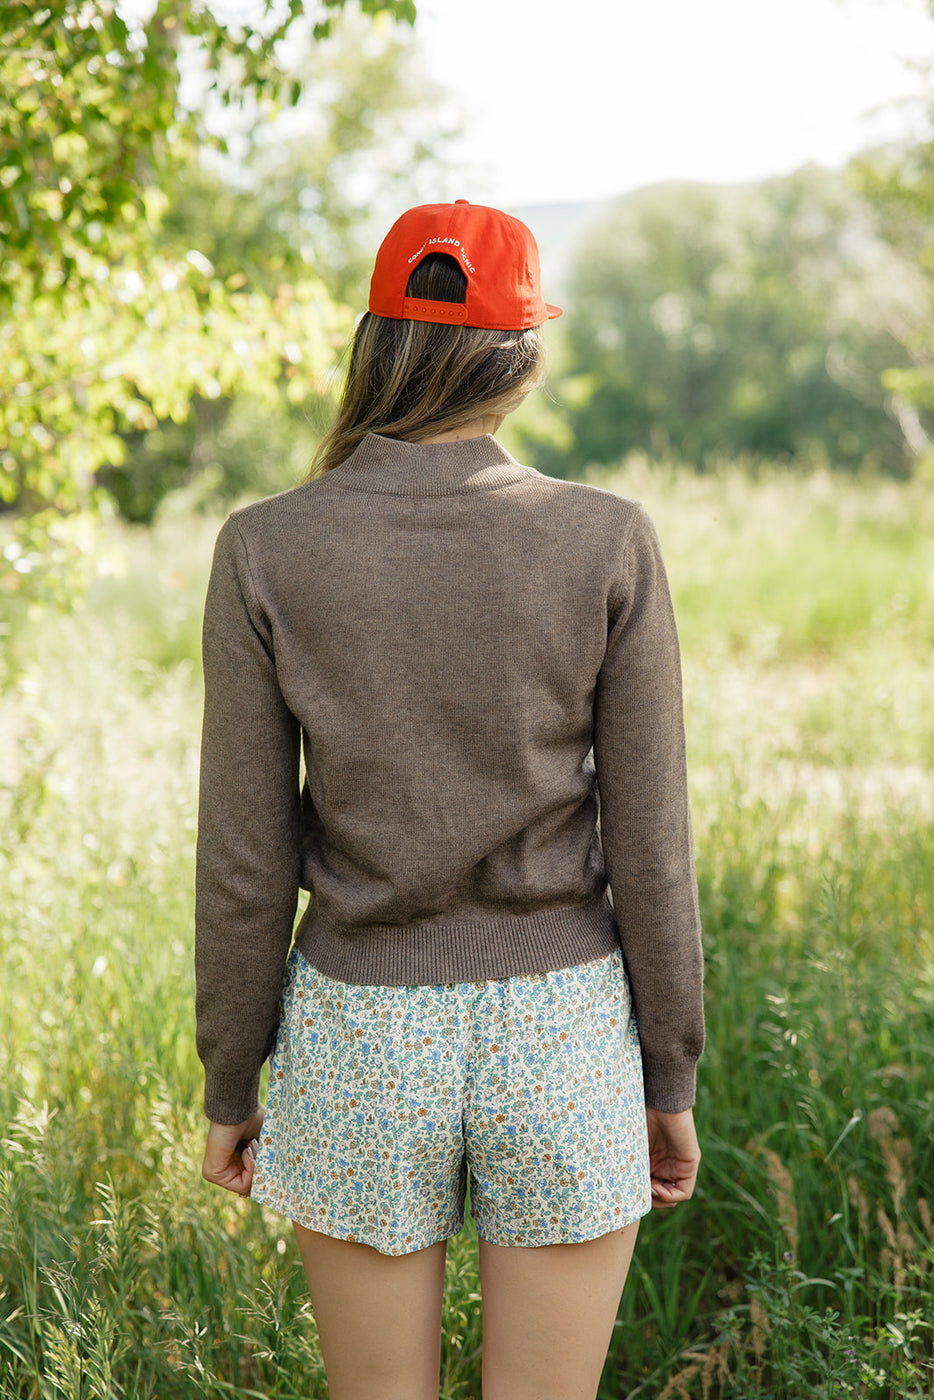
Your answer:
[368,199,562,331]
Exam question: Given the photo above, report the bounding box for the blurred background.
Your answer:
[3,0,934,541]
[1,3,933,1398]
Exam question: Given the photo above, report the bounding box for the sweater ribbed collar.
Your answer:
[329,432,534,498]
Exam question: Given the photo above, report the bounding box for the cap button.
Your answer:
[455,199,469,205]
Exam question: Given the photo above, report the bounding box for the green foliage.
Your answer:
[97,392,325,525]
[844,3,934,469]
[238,8,458,310]
[851,139,934,456]
[533,169,919,478]
[156,7,453,310]
[2,471,933,1397]
[1,232,346,506]
[0,0,415,288]
[0,0,415,583]
[96,10,457,523]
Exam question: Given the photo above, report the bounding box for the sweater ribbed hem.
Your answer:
[294,896,620,987]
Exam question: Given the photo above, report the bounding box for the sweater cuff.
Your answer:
[203,1068,263,1126]
[641,1058,697,1113]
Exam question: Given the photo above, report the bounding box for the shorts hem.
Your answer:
[473,1200,651,1248]
[251,1186,466,1257]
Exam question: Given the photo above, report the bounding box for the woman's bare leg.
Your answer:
[292,1223,448,1400]
[478,1221,640,1400]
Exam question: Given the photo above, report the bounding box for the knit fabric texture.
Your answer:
[195,433,704,1124]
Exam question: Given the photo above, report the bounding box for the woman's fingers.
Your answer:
[645,1106,700,1208]
[201,1112,264,1196]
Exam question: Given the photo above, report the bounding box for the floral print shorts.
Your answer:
[250,945,651,1256]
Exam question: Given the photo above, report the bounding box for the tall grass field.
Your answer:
[1,463,932,1398]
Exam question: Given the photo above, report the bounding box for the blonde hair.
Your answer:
[312,254,545,476]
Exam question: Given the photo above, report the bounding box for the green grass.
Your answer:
[1,466,933,1398]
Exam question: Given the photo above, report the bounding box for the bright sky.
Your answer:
[412,0,934,206]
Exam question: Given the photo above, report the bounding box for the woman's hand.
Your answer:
[645,1106,700,1208]
[201,1108,265,1197]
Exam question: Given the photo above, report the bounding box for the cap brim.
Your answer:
[545,303,563,320]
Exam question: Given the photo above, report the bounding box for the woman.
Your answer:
[196,199,703,1400]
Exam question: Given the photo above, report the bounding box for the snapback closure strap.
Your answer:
[402,297,468,324]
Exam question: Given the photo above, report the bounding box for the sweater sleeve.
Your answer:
[195,515,302,1124]
[593,505,704,1112]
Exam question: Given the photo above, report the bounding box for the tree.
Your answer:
[240,9,459,310]
[0,0,414,593]
[91,8,457,523]
[531,168,916,477]
[0,0,416,294]
[850,81,934,470]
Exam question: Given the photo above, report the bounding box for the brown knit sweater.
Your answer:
[195,433,704,1124]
